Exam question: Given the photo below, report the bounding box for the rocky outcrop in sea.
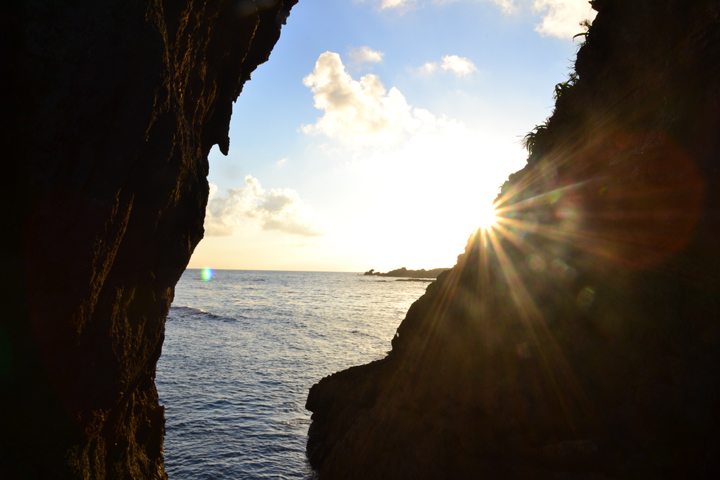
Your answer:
[364,268,450,279]
[306,1,720,478]
[0,1,297,478]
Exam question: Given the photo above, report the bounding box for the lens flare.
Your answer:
[201,268,215,282]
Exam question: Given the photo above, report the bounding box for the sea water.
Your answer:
[156,270,430,479]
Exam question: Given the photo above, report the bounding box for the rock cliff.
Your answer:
[307,1,720,478]
[0,0,296,478]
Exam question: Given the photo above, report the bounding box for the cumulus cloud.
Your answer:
[375,0,516,13]
[440,55,478,77]
[205,176,325,237]
[418,61,439,75]
[370,0,595,39]
[376,0,516,12]
[485,0,518,14]
[533,0,596,38]
[302,52,462,145]
[379,0,416,9]
[418,62,438,75]
[415,55,477,77]
[349,46,385,65]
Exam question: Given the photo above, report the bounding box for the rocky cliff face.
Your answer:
[0,1,296,478]
[306,1,720,478]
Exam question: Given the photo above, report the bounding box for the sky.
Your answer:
[188,0,597,273]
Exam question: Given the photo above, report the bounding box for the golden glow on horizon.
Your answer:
[190,138,527,272]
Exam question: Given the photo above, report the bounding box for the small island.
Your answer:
[363,267,450,279]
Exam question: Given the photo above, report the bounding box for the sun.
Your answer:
[476,202,498,231]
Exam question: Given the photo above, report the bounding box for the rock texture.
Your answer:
[307,1,720,478]
[0,1,296,478]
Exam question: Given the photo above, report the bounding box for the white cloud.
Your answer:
[349,46,385,65]
[368,0,595,39]
[486,0,518,14]
[533,0,596,39]
[415,55,477,77]
[276,157,288,167]
[302,52,460,145]
[205,176,325,237]
[418,61,438,74]
[441,55,478,77]
[374,0,517,14]
[379,0,416,9]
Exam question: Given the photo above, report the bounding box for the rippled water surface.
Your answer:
[156,270,430,479]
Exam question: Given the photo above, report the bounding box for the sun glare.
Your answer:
[476,202,498,231]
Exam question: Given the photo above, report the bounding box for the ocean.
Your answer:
[156,269,431,479]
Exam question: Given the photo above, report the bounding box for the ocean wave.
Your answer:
[168,306,247,322]
[168,306,208,318]
[350,330,370,337]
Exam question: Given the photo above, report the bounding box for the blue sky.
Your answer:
[189,0,596,272]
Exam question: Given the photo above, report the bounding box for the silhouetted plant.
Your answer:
[526,19,589,157]
[553,71,579,100]
[573,19,593,44]
[522,121,549,155]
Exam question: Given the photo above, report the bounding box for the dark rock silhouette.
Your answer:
[364,267,450,278]
[307,1,720,478]
[1,0,297,478]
